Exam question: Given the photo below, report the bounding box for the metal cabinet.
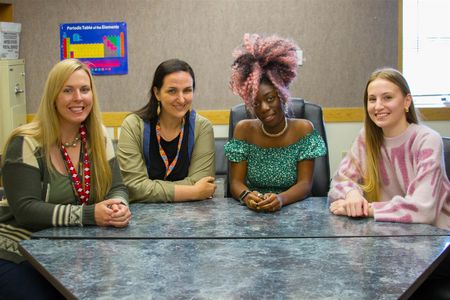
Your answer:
[0,59,26,155]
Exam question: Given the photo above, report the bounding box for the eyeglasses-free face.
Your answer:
[253,82,285,133]
[154,71,194,121]
[367,78,412,137]
[56,69,93,128]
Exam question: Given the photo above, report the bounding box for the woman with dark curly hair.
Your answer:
[224,33,327,212]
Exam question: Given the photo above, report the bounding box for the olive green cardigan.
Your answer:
[117,113,215,202]
[0,133,128,263]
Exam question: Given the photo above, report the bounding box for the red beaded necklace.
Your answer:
[60,124,91,205]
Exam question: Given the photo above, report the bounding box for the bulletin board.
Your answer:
[60,22,128,75]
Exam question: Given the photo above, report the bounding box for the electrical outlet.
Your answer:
[296,49,303,66]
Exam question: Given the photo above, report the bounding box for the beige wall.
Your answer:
[9,0,397,113]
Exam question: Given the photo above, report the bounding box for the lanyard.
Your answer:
[60,124,91,205]
[155,119,185,179]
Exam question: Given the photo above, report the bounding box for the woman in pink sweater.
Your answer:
[329,68,450,229]
[328,68,450,298]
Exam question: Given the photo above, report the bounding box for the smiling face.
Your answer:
[55,69,93,128]
[154,71,193,121]
[367,78,411,137]
[253,82,285,131]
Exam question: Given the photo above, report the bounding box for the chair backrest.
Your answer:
[443,137,450,180]
[215,138,228,176]
[214,138,228,197]
[228,98,330,197]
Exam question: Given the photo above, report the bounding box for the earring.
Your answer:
[157,101,161,115]
[405,107,409,113]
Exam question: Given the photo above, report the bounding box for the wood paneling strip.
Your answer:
[26,106,450,130]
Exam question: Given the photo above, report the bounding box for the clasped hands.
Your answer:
[244,191,283,212]
[95,198,132,227]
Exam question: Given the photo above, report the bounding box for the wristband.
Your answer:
[238,189,251,205]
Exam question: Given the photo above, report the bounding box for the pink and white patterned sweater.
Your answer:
[328,124,450,230]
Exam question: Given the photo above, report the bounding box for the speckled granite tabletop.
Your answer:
[20,236,450,300]
[32,197,450,239]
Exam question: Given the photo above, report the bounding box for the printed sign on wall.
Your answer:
[60,22,128,75]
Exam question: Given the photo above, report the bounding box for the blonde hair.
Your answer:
[2,59,111,202]
[362,68,419,202]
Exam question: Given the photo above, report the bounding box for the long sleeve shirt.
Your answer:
[328,124,450,230]
[117,113,215,202]
[0,130,128,263]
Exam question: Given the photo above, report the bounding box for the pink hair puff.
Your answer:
[230,33,300,112]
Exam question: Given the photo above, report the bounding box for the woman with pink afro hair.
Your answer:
[224,33,327,212]
[230,33,299,115]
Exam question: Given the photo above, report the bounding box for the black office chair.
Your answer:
[228,98,330,197]
[214,137,228,197]
[443,137,450,180]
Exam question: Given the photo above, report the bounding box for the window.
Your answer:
[403,0,450,107]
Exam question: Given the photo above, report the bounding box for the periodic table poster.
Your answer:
[60,22,128,75]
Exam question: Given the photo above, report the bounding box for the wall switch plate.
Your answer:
[296,49,303,66]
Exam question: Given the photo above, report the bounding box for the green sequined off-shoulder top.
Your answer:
[224,130,327,194]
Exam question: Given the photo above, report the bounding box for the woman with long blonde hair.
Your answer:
[329,67,449,226]
[0,59,130,299]
[329,67,450,298]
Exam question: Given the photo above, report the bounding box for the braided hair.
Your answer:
[230,33,299,114]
